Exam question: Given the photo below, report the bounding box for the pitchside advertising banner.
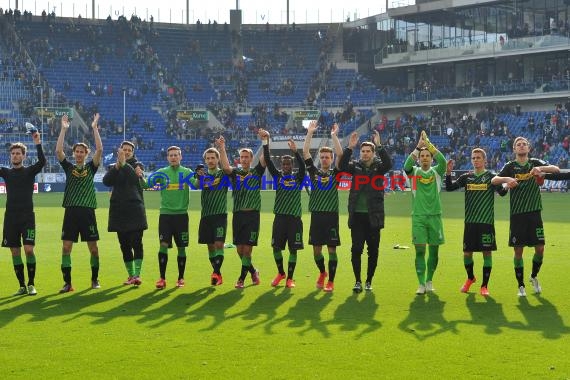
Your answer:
[0,171,472,193]
[0,183,39,193]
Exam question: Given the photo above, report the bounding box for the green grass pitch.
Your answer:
[1,191,569,378]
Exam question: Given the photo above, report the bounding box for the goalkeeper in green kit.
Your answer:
[404,131,446,295]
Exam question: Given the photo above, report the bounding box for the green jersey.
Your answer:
[305,158,339,213]
[498,158,546,215]
[156,165,193,214]
[404,151,446,216]
[60,159,98,209]
[446,170,505,224]
[264,147,305,217]
[230,163,264,212]
[199,168,228,217]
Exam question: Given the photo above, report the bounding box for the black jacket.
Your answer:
[102,157,148,232]
[338,146,392,229]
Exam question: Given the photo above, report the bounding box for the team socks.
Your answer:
[177,247,187,280]
[482,255,492,287]
[61,254,72,284]
[287,251,297,280]
[90,256,100,281]
[158,246,168,279]
[514,257,524,287]
[328,252,338,281]
[213,249,224,275]
[415,245,426,285]
[240,256,252,281]
[124,260,134,277]
[464,256,475,280]
[13,255,25,287]
[134,259,143,277]
[531,253,543,278]
[426,245,439,282]
[314,253,326,273]
[26,254,36,286]
[273,250,285,275]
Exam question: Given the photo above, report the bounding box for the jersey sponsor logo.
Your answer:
[71,168,89,178]
[418,175,435,185]
[167,183,182,190]
[281,178,297,188]
[466,183,488,191]
[515,173,533,181]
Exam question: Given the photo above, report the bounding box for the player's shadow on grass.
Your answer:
[323,292,381,339]
[80,287,178,325]
[145,286,215,327]
[184,287,244,331]
[226,288,293,332]
[517,296,570,339]
[458,294,525,334]
[263,289,331,337]
[0,285,128,327]
[398,293,458,341]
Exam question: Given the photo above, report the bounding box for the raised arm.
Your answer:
[289,138,306,179]
[331,123,343,168]
[55,115,69,162]
[303,120,318,160]
[372,130,392,173]
[544,171,570,180]
[215,135,233,175]
[445,159,459,191]
[338,131,358,172]
[31,131,46,174]
[136,164,149,189]
[91,113,103,167]
[530,163,561,176]
[261,129,279,177]
[434,151,447,176]
[103,147,126,187]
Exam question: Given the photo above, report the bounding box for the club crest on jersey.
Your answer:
[202,177,221,189]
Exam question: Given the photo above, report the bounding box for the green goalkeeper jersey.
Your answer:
[155,165,193,214]
[404,150,446,216]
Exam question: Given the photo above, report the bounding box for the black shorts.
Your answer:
[232,210,260,246]
[463,223,497,252]
[309,211,340,247]
[198,214,227,244]
[159,213,189,248]
[62,207,99,242]
[272,214,304,251]
[2,212,36,247]
[509,211,545,247]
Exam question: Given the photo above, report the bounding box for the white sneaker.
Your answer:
[416,285,426,295]
[426,281,435,292]
[14,286,27,296]
[529,276,542,294]
[517,286,527,297]
[27,285,37,296]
